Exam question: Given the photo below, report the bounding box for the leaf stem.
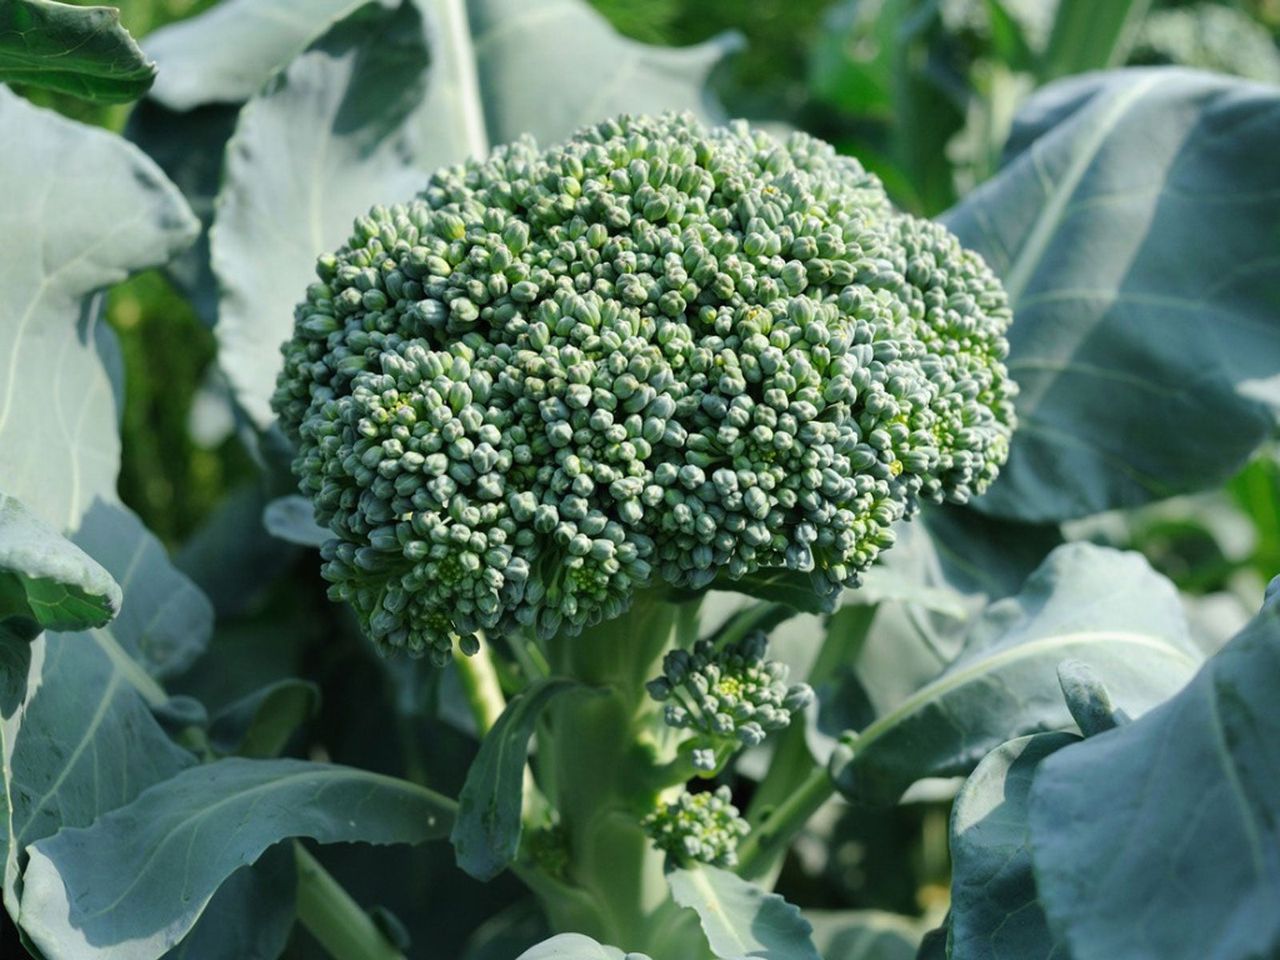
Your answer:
[454,642,507,735]
[735,764,835,881]
[295,844,405,960]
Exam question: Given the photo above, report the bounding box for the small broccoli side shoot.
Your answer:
[647,631,814,772]
[271,113,1016,663]
[642,785,750,868]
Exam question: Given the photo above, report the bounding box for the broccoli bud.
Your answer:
[647,631,813,770]
[272,113,1016,661]
[642,785,749,867]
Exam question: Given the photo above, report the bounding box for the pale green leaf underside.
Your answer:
[668,864,821,960]
[143,0,359,110]
[515,933,645,960]
[0,0,154,103]
[0,493,120,636]
[0,88,197,532]
[1029,597,1280,960]
[20,758,456,960]
[832,543,1201,805]
[944,69,1280,521]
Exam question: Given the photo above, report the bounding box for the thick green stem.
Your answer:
[531,590,701,954]
[295,845,405,960]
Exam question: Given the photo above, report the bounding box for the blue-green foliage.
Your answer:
[272,113,1016,663]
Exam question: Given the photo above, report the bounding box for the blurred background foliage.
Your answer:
[8,0,1280,952]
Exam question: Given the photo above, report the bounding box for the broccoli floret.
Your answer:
[272,113,1015,663]
[1130,4,1280,84]
[647,631,813,771]
[642,785,749,867]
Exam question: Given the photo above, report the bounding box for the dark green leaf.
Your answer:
[168,846,297,960]
[20,757,456,960]
[831,543,1201,805]
[452,677,585,881]
[0,0,153,102]
[0,630,195,926]
[1028,594,1280,960]
[71,501,213,680]
[945,70,1280,521]
[948,732,1076,960]
[0,88,196,530]
[208,678,320,758]
[0,492,120,639]
[668,864,821,960]
[720,569,840,615]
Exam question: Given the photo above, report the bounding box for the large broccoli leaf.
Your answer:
[829,543,1201,805]
[20,758,455,960]
[944,69,1280,522]
[1027,588,1280,960]
[0,0,153,102]
[0,87,197,530]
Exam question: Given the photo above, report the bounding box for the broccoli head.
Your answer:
[271,113,1016,663]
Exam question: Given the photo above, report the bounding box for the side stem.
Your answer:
[295,844,405,960]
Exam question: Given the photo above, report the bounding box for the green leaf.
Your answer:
[208,678,320,758]
[1028,593,1280,960]
[212,0,740,429]
[0,0,154,102]
[452,677,585,881]
[168,846,297,960]
[0,630,195,928]
[514,933,647,960]
[948,732,1076,960]
[0,492,120,639]
[71,501,213,680]
[211,0,435,429]
[143,0,359,110]
[668,864,821,960]
[0,87,197,531]
[830,543,1202,805]
[804,909,925,960]
[944,70,1280,521]
[20,757,456,960]
[263,494,329,548]
[1039,0,1149,80]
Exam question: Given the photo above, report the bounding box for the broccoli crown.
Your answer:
[642,785,749,867]
[272,113,1015,663]
[647,631,813,770]
[1130,4,1280,84]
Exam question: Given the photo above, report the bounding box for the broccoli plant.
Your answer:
[2,1,1280,960]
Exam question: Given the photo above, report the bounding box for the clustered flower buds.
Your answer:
[642,785,749,867]
[272,112,1016,663]
[647,631,814,770]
